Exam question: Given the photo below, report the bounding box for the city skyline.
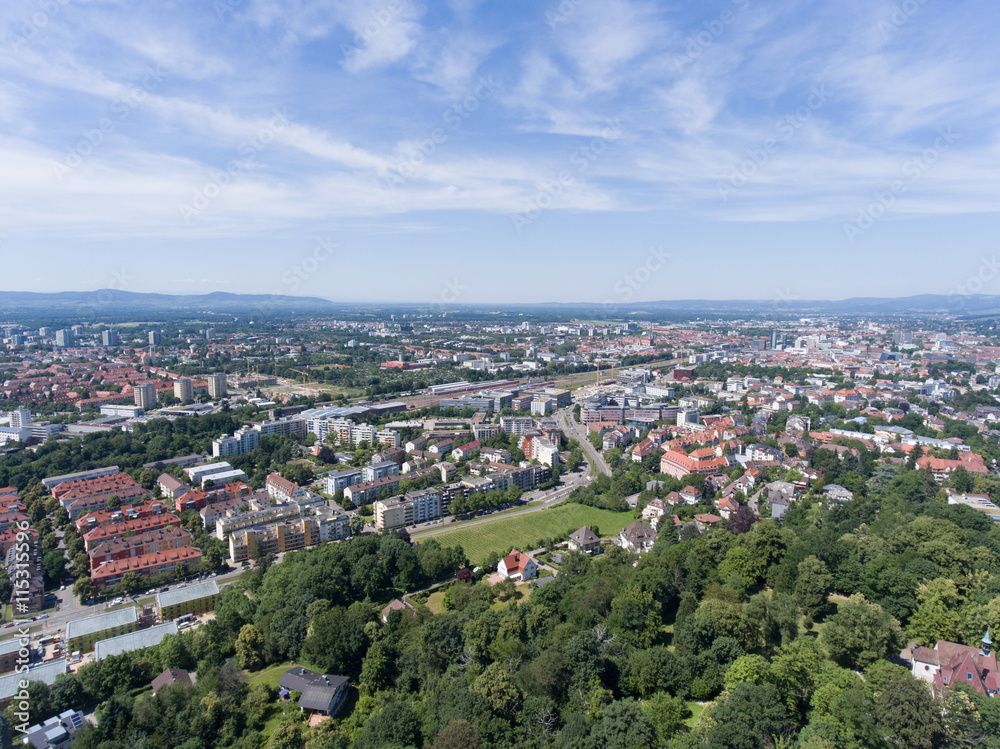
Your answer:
[1,0,998,303]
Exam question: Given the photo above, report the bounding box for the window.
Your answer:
[969,672,974,681]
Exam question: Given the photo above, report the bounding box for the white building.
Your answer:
[174,377,194,404]
[207,373,228,398]
[134,382,158,410]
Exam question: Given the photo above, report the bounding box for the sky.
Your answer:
[1,0,999,306]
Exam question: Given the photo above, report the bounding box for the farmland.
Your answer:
[421,503,638,565]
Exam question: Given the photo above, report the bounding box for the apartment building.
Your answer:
[88,526,192,569]
[374,489,441,531]
[81,514,183,552]
[322,468,362,495]
[133,382,158,410]
[207,373,227,398]
[91,546,203,591]
[212,425,260,457]
[215,503,299,539]
[65,607,139,653]
[362,461,399,483]
[156,580,219,621]
[173,377,194,404]
[228,517,319,563]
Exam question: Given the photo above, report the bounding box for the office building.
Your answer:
[174,377,194,404]
[134,382,158,410]
[54,330,74,347]
[38,327,52,337]
[207,372,227,398]
[101,329,119,347]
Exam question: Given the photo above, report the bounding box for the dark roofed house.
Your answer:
[278,667,349,716]
[151,668,193,694]
[618,521,657,553]
[567,526,601,555]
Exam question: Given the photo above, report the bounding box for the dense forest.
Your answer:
[11,453,1000,749]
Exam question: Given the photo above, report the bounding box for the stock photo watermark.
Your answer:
[5,0,70,54]
[428,277,467,313]
[717,83,831,200]
[178,109,289,222]
[879,0,931,40]
[52,65,168,182]
[601,247,671,312]
[382,75,500,188]
[254,235,337,319]
[509,117,623,233]
[75,268,133,322]
[546,0,586,27]
[843,127,959,243]
[339,0,415,61]
[673,0,750,70]
[946,256,1000,312]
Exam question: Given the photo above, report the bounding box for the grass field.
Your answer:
[419,504,637,565]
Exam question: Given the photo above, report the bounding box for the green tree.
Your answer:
[235,623,265,670]
[823,594,904,671]
[42,550,66,583]
[431,720,482,749]
[795,556,833,621]
[702,682,793,749]
[875,670,944,749]
[641,691,691,745]
[72,577,93,600]
[725,654,773,691]
[472,661,521,715]
[907,577,961,646]
[359,700,420,749]
[117,571,142,596]
[267,719,305,749]
[587,698,657,749]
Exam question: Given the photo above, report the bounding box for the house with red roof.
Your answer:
[497,550,537,581]
[908,633,1000,698]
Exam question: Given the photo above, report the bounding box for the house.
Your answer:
[157,473,188,499]
[908,633,999,698]
[694,513,722,531]
[266,472,301,501]
[151,668,194,695]
[380,598,417,623]
[451,440,480,462]
[642,498,668,525]
[618,521,657,553]
[498,550,537,580]
[679,485,702,505]
[822,484,853,502]
[567,526,601,554]
[715,496,739,519]
[277,667,349,716]
[23,709,85,749]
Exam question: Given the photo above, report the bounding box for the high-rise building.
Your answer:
[10,334,23,346]
[38,327,52,337]
[101,330,119,347]
[134,382,157,410]
[9,407,31,428]
[71,325,84,336]
[174,377,194,404]
[205,328,215,340]
[55,330,75,347]
[207,373,227,398]
[148,331,162,345]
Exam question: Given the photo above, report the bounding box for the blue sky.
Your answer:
[1,0,999,305]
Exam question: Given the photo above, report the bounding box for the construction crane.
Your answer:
[288,368,311,385]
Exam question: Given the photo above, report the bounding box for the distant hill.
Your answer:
[0,290,995,319]
[0,290,338,317]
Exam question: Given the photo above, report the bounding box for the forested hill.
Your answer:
[19,456,1000,749]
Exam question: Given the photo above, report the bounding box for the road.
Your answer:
[24,564,250,642]
[559,408,611,476]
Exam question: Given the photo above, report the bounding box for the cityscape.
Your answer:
[3,0,1000,747]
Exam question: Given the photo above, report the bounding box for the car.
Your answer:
[35,614,48,620]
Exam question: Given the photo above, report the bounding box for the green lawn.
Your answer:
[425,591,448,615]
[419,504,637,565]
[685,702,705,727]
